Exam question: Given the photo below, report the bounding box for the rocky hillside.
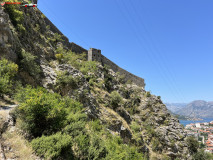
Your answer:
[176,100,213,118]
[0,2,201,160]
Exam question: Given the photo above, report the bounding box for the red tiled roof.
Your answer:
[207,144,213,147]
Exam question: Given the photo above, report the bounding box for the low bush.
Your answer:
[105,136,144,160]
[103,65,115,91]
[145,91,151,97]
[63,51,87,69]
[193,149,213,160]
[186,136,199,154]
[15,86,67,137]
[152,138,162,152]
[19,49,41,77]
[4,1,23,25]
[31,133,73,159]
[88,132,107,160]
[0,58,18,95]
[55,71,79,95]
[80,61,98,75]
[55,53,64,63]
[109,91,123,109]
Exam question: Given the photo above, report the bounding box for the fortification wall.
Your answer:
[68,42,87,54]
[101,55,145,87]
[39,9,144,87]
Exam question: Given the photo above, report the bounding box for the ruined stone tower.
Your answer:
[88,48,102,62]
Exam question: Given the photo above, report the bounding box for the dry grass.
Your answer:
[0,110,8,130]
[2,129,35,160]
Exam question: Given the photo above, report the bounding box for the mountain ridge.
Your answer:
[166,100,213,118]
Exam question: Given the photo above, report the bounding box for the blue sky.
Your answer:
[38,0,213,103]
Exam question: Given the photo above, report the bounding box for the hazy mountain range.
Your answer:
[165,103,187,113]
[166,100,213,118]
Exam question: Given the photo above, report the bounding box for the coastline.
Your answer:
[179,118,213,126]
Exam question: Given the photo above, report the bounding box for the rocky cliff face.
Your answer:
[0,4,192,160]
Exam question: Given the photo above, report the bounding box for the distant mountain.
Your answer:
[165,103,187,113]
[176,100,213,118]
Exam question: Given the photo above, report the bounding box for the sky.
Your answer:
[38,0,213,103]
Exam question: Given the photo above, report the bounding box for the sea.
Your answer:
[179,118,213,126]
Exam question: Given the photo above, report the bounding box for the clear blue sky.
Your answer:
[38,0,213,103]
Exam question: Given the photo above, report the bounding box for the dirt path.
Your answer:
[0,104,18,160]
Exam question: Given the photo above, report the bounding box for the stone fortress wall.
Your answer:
[40,9,145,88]
[88,48,145,88]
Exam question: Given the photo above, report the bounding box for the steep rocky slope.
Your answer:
[0,3,194,160]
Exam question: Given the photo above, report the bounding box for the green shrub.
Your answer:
[152,138,162,152]
[0,58,18,95]
[17,24,26,34]
[80,61,98,75]
[88,132,107,160]
[118,73,125,84]
[31,133,73,160]
[126,79,133,84]
[64,111,87,137]
[4,2,23,25]
[193,149,213,160]
[34,24,40,32]
[46,25,50,30]
[47,33,63,44]
[61,51,87,69]
[15,86,67,137]
[130,121,142,143]
[130,121,141,133]
[73,133,90,158]
[19,49,41,77]
[105,136,144,160]
[89,120,103,132]
[109,91,123,109]
[54,33,63,42]
[103,65,115,91]
[145,125,156,137]
[55,53,64,63]
[4,2,25,33]
[130,95,141,106]
[186,136,199,154]
[56,71,79,95]
[145,91,151,97]
[119,86,130,99]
